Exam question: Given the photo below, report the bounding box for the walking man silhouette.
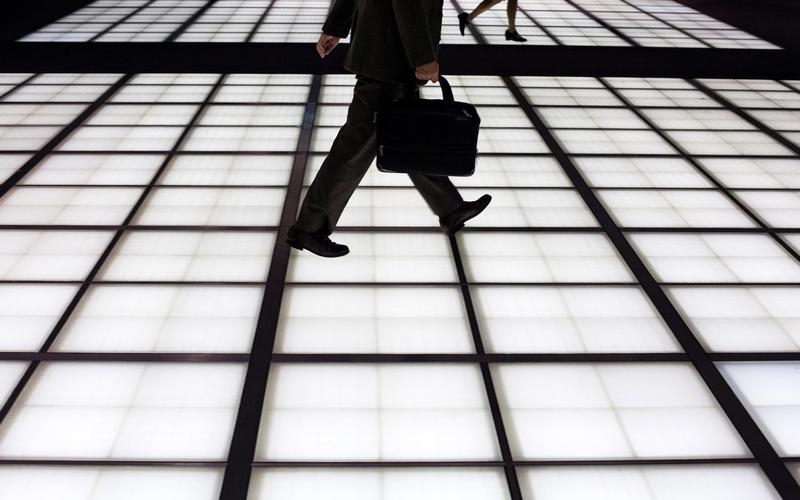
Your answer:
[287,0,492,258]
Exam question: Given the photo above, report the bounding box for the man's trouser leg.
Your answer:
[294,76,463,236]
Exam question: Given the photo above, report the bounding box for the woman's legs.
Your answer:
[467,0,503,22]
[507,0,517,32]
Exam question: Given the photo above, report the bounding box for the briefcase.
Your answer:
[374,76,480,177]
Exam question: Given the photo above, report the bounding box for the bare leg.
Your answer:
[467,0,503,22]
[507,0,517,31]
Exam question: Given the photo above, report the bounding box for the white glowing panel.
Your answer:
[0,467,223,500]
[736,191,800,228]
[614,88,720,108]
[181,127,299,152]
[87,104,199,126]
[0,362,245,459]
[599,189,755,228]
[629,233,800,283]
[0,363,28,408]
[478,128,549,154]
[459,232,633,283]
[554,129,676,155]
[5,84,112,103]
[521,465,780,500]
[23,154,165,185]
[57,126,184,151]
[198,105,304,126]
[161,154,293,186]
[111,84,214,103]
[99,231,274,282]
[0,187,142,225]
[0,230,114,280]
[135,187,285,226]
[213,84,310,104]
[540,107,647,129]
[494,363,748,459]
[519,87,622,107]
[0,126,61,151]
[787,234,800,254]
[257,364,499,460]
[334,188,441,227]
[641,108,755,131]
[0,154,31,183]
[0,104,88,125]
[720,362,800,455]
[287,233,457,283]
[275,286,473,353]
[460,188,597,228]
[0,285,77,350]
[54,285,261,353]
[698,158,800,189]
[474,286,677,353]
[666,131,792,156]
[453,156,570,188]
[249,468,510,500]
[574,157,711,188]
[669,287,800,352]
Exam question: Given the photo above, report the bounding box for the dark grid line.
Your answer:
[0,73,226,429]
[0,75,132,200]
[597,77,800,264]
[505,77,800,499]
[165,0,223,43]
[2,225,800,234]
[6,184,800,193]
[0,457,782,467]
[244,0,280,43]
[218,74,322,500]
[448,233,524,500]
[0,352,690,363]
[87,0,161,42]
[4,351,799,363]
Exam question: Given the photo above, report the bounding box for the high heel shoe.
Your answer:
[458,12,469,36]
[505,29,527,42]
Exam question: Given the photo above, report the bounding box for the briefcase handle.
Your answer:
[413,75,454,102]
[438,76,454,102]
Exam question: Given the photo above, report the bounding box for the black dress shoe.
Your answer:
[505,29,527,42]
[439,194,492,235]
[286,225,349,258]
[458,12,469,36]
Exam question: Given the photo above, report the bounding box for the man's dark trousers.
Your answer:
[294,75,464,235]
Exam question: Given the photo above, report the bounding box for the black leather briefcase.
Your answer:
[374,76,480,177]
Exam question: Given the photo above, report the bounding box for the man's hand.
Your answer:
[316,34,341,58]
[415,60,439,83]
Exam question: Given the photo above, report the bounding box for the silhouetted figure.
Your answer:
[288,0,491,258]
[458,0,528,42]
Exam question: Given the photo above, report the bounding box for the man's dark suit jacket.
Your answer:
[322,0,443,83]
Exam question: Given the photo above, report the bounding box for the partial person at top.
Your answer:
[458,0,528,42]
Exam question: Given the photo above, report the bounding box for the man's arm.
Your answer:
[391,0,437,68]
[322,0,355,38]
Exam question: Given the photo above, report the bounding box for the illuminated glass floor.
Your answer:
[0,70,799,499]
[19,0,779,48]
